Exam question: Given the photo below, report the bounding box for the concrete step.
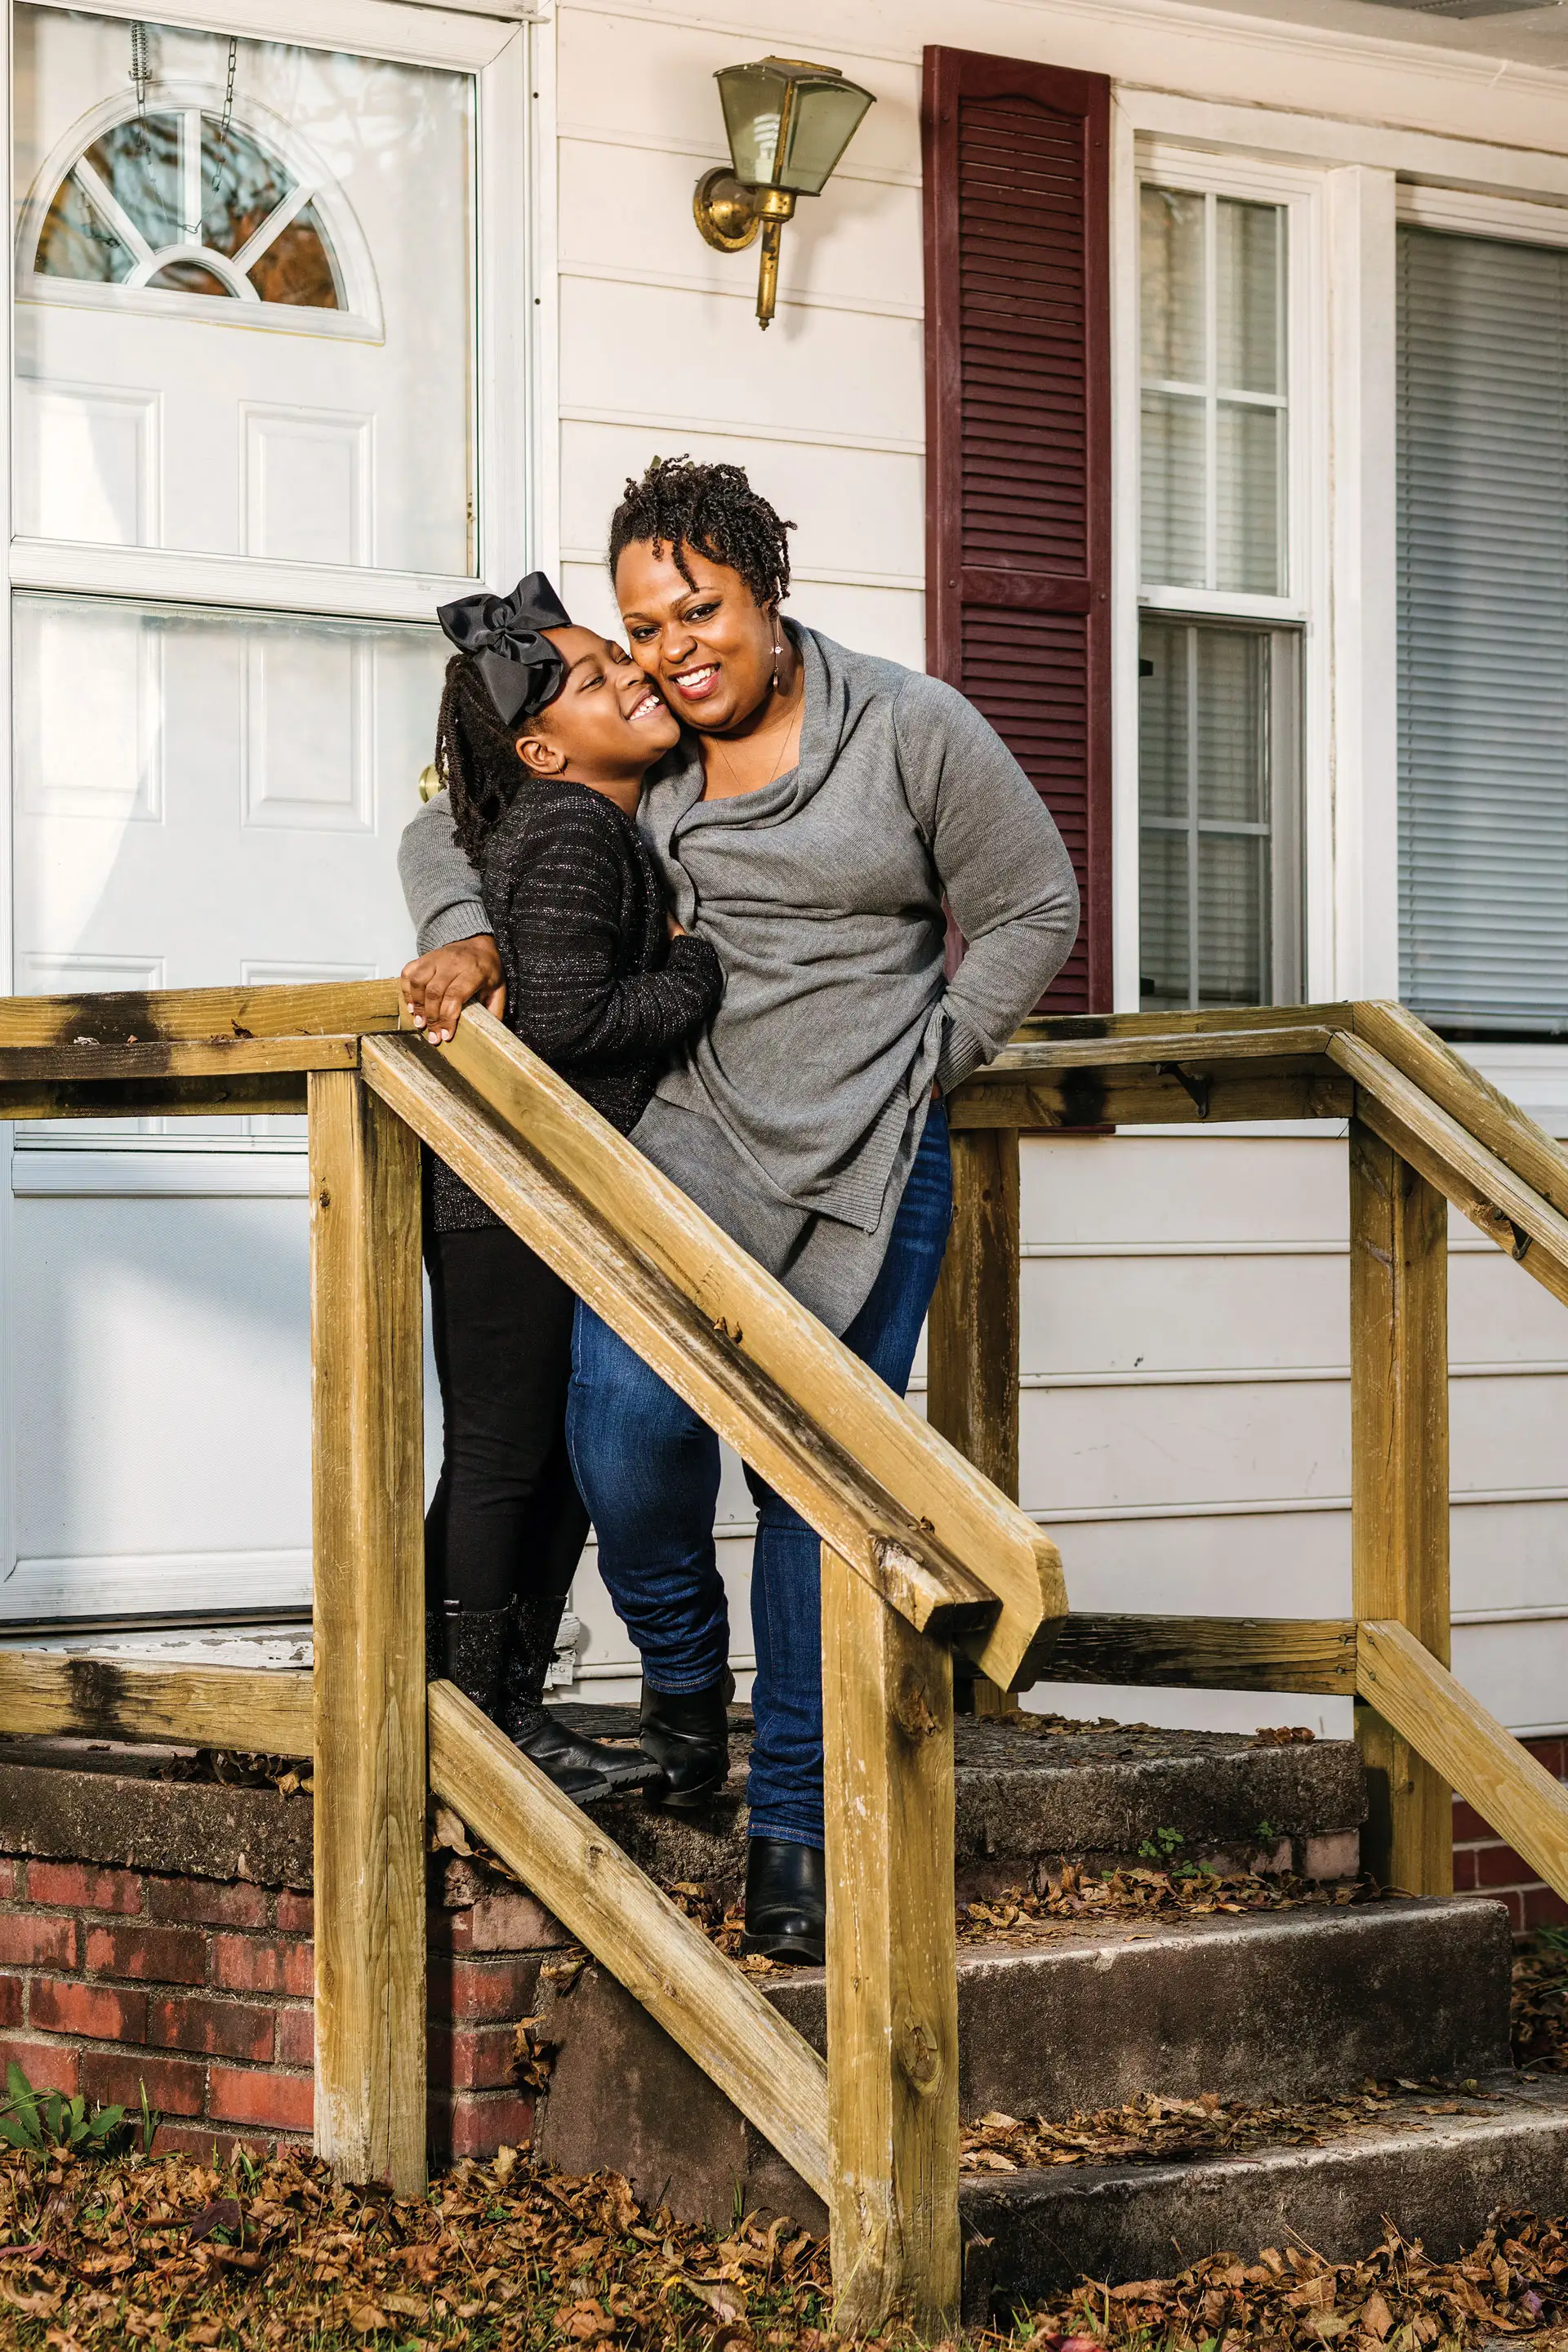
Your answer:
[530,1895,1515,2230]
[960,2077,1568,2305]
[556,1704,1368,1893]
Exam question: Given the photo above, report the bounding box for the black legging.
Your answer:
[424,1224,590,1617]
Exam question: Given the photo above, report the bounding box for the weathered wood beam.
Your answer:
[1357,1620,1568,1904]
[1040,1613,1358,1695]
[309,1070,427,2198]
[987,1023,1335,1071]
[0,1075,311,1120]
[0,978,403,1047]
[366,1023,1061,1685]
[1331,1031,1568,1312]
[428,1678,831,2203]
[947,1065,1352,1131]
[0,1038,359,1082]
[0,1656,313,1752]
[1353,1000,1568,1226]
[822,1548,960,2336]
[928,1128,1021,1717]
[1009,1004,1354,1045]
[1349,1123,1452,1897]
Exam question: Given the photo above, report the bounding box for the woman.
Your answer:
[401,458,1079,1962]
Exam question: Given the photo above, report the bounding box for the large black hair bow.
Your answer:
[437,572,572,728]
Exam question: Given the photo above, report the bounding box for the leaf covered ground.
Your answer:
[1,2143,1567,2352]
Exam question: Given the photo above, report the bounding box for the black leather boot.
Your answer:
[639,1677,731,1810]
[440,1605,510,1717]
[741,1838,826,1966]
[498,1592,654,1795]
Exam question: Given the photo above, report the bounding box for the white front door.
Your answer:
[2,0,527,1628]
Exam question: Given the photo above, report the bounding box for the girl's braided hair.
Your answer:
[608,456,795,608]
[433,653,530,864]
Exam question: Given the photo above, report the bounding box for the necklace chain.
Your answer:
[708,655,800,796]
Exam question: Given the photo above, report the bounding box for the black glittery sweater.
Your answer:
[429,775,724,1233]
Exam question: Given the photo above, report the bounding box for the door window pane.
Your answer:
[1139,616,1298,1010]
[15,7,476,572]
[1140,185,1288,596]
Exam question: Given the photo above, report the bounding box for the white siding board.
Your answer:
[559,276,924,445]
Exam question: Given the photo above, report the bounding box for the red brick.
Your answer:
[1450,1846,1478,1892]
[1522,1883,1568,1931]
[211,1936,311,1998]
[146,1995,273,2065]
[1451,1798,1494,1844]
[428,1955,538,2025]
[430,2090,533,2163]
[0,1863,20,1900]
[1524,1738,1566,1780]
[146,1878,269,1930]
[208,2067,312,2133]
[29,1862,142,1916]
[30,1977,147,2042]
[0,1977,21,2030]
[79,2049,205,2118]
[275,1891,314,1935]
[429,1895,564,1955]
[0,1913,77,1971]
[1473,1842,1534,1891]
[274,2007,314,2069]
[0,2038,78,2096]
[152,2123,281,2163]
[429,2023,521,2092]
[85,1923,206,1986]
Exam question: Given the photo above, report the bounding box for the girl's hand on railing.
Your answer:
[400,936,506,1045]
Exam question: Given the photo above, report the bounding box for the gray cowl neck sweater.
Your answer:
[399,622,1080,1331]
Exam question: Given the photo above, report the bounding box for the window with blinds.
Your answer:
[1138,178,1302,1011]
[1396,225,1568,1036]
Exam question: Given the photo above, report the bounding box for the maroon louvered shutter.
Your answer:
[922,45,1111,1013]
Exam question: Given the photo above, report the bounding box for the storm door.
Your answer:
[2,0,528,1628]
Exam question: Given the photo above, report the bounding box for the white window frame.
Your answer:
[1116,135,1330,1013]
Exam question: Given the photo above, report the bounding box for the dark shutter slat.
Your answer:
[924,45,1111,1014]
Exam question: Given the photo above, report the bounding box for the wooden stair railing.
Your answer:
[2,986,1568,2327]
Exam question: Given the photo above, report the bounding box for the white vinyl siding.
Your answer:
[1397,225,1568,1036]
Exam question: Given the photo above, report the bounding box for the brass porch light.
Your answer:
[693,56,875,329]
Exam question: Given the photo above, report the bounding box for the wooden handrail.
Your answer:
[1330,1030,1568,1309]
[1353,1001,1568,1225]
[428,1679,831,2201]
[375,1013,1065,1685]
[1358,1622,1568,1902]
[0,978,403,1046]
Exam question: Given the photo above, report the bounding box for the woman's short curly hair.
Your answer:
[608,456,795,610]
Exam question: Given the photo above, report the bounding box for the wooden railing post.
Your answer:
[822,1542,960,2336]
[309,1069,428,2196]
[1349,1117,1453,1896]
[928,1125,1021,1716]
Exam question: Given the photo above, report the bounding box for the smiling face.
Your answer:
[613,542,777,734]
[514,625,679,785]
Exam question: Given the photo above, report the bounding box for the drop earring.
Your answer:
[771,626,782,696]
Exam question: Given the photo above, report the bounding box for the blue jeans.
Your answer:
[566,1105,954,1847]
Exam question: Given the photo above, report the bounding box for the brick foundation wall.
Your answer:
[0,1855,559,2163]
[1453,1737,1568,1932]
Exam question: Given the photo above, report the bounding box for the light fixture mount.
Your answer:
[693,54,875,329]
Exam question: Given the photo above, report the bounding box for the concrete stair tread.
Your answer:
[551,1705,1367,1886]
[954,2075,1568,2297]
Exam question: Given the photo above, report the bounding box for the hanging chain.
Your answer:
[209,38,238,198]
[127,21,150,154]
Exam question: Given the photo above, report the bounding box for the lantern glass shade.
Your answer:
[715,56,875,198]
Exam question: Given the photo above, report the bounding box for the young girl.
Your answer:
[413,572,724,1802]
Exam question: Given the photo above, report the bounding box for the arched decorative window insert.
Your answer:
[18,83,382,340]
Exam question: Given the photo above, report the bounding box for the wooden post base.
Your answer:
[822,1545,960,2336]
